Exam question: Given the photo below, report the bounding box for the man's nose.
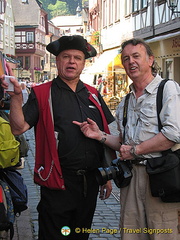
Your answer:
[69,56,75,63]
[129,56,134,63]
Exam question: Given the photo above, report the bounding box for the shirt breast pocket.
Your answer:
[138,103,158,140]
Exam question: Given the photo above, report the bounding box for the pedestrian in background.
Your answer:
[73,38,180,240]
[1,35,114,240]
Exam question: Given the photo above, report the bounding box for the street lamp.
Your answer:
[167,0,180,13]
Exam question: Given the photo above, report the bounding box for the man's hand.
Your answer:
[0,62,22,96]
[99,181,112,200]
[73,118,102,141]
[119,144,134,160]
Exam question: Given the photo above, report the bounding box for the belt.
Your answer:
[62,168,87,176]
[62,168,94,197]
[130,159,147,166]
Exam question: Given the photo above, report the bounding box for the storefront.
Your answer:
[80,49,128,109]
[80,49,118,85]
[107,54,129,97]
[147,32,180,84]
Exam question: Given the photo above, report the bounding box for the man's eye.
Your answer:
[123,57,129,62]
[75,56,82,60]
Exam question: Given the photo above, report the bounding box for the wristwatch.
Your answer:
[130,145,138,158]
[99,132,107,144]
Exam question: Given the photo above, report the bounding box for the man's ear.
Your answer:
[149,55,154,67]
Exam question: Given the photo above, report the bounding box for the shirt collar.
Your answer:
[129,74,163,95]
[54,76,86,92]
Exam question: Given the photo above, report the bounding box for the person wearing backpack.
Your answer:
[0,35,114,240]
[73,38,180,240]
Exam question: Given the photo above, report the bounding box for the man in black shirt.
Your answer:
[1,35,114,240]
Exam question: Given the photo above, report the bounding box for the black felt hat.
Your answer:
[46,35,97,59]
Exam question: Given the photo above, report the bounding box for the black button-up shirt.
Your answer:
[23,77,114,171]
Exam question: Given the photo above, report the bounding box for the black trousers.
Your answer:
[37,171,99,240]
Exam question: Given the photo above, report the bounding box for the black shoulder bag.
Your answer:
[146,79,180,202]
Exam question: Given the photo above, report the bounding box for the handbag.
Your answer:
[146,80,180,202]
[146,150,180,202]
[0,169,28,215]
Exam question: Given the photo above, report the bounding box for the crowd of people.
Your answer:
[0,35,180,240]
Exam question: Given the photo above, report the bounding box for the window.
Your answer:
[102,0,107,27]
[17,56,23,67]
[165,59,173,80]
[108,0,113,25]
[26,32,34,43]
[0,0,5,14]
[22,0,28,3]
[25,56,30,70]
[141,0,148,8]
[115,0,120,21]
[133,0,139,12]
[125,0,131,15]
[15,31,28,43]
[41,16,45,27]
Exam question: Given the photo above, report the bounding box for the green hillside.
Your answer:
[40,0,81,19]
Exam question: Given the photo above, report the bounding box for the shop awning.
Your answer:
[108,54,124,69]
[146,31,180,43]
[86,49,119,74]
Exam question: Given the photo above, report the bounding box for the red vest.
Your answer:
[33,81,110,189]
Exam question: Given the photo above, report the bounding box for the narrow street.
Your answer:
[14,120,122,240]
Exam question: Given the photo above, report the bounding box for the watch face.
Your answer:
[99,137,106,144]
[130,146,134,154]
[130,146,136,158]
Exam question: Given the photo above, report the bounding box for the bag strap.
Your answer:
[123,93,130,128]
[156,79,169,131]
[122,79,169,134]
[122,93,131,141]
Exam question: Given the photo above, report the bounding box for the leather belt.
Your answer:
[62,168,88,197]
[130,159,147,166]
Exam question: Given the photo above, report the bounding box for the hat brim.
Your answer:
[46,35,97,59]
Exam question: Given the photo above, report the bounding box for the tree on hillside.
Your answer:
[40,0,82,18]
[65,0,80,15]
[48,1,70,18]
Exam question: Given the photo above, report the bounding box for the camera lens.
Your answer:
[95,158,132,188]
[95,166,118,186]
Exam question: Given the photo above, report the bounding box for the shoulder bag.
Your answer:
[146,79,180,202]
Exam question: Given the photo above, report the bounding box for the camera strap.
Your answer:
[156,79,169,131]
[122,79,170,153]
[122,92,130,141]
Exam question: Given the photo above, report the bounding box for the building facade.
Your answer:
[43,20,61,81]
[87,0,180,108]
[12,0,48,82]
[0,0,18,73]
[132,0,180,84]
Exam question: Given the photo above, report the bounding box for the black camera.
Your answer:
[96,158,133,188]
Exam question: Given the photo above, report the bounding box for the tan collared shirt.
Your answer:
[116,74,180,158]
